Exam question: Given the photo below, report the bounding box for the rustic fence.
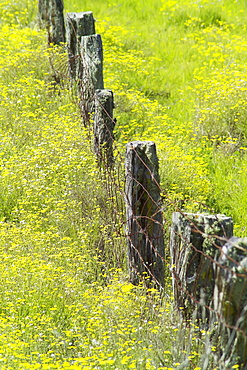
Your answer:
[39,2,247,368]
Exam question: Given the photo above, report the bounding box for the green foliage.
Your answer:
[1,0,247,368]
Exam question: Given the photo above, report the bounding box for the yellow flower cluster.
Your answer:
[2,0,247,367]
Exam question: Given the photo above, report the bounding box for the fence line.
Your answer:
[38,2,247,368]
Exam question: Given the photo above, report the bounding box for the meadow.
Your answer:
[0,0,247,368]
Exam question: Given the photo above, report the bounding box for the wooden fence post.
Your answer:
[38,0,66,45]
[94,89,115,167]
[170,212,233,320]
[80,34,104,118]
[66,11,95,80]
[213,237,247,368]
[125,141,164,288]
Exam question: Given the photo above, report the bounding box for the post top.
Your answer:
[81,33,101,41]
[95,89,113,96]
[126,141,155,149]
[172,212,232,222]
[67,11,93,19]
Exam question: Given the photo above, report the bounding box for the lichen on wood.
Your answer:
[80,34,104,118]
[170,212,233,320]
[66,11,95,80]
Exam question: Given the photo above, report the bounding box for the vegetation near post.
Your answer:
[2,0,247,368]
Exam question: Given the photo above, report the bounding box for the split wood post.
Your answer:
[66,12,95,81]
[170,212,233,320]
[125,141,165,289]
[38,0,66,45]
[213,237,247,368]
[80,34,104,120]
[94,89,115,167]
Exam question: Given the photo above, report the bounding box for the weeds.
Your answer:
[1,0,247,368]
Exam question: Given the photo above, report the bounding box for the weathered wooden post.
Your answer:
[213,237,247,368]
[125,141,164,288]
[170,212,233,320]
[66,12,95,80]
[94,89,115,167]
[38,0,66,45]
[80,34,104,119]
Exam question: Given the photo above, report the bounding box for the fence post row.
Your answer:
[213,237,247,368]
[66,11,114,168]
[38,0,66,44]
[66,11,95,81]
[94,89,115,167]
[39,4,247,368]
[125,141,165,288]
[170,212,233,320]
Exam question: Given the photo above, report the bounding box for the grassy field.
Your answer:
[0,0,247,368]
[65,0,247,234]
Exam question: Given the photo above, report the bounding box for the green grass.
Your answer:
[1,0,247,368]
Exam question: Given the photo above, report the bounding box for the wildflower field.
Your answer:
[1,0,247,368]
